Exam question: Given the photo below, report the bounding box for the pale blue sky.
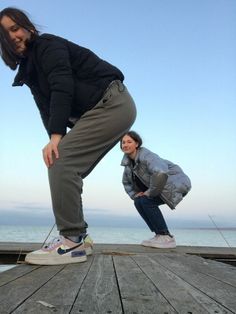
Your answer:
[0,0,235,227]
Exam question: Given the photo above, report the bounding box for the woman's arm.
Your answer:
[122,171,137,200]
[141,150,169,197]
[146,172,168,197]
[35,36,74,136]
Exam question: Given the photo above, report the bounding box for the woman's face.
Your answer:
[0,15,32,55]
[121,135,139,157]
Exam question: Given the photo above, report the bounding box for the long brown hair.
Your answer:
[0,7,39,70]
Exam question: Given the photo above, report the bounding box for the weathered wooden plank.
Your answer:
[168,253,236,287]
[1,242,236,255]
[0,264,39,287]
[0,245,235,314]
[133,254,231,314]
[151,253,236,313]
[12,257,93,314]
[0,265,65,313]
[71,254,123,314]
[113,255,177,314]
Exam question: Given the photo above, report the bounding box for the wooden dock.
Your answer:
[0,243,236,313]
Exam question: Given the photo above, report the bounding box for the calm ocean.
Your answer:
[0,224,236,247]
[0,225,236,273]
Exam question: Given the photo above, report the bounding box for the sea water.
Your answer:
[0,224,236,247]
[0,225,235,273]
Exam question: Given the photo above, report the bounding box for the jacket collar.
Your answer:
[121,148,142,166]
[12,58,27,86]
[12,41,36,87]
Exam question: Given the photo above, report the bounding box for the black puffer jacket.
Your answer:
[12,34,124,135]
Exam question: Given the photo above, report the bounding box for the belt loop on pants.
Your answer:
[106,80,124,93]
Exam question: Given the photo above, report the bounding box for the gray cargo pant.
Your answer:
[48,80,136,236]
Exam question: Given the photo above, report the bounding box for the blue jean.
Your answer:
[134,195,169,235]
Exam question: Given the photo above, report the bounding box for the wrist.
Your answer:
[50,134,62,141]
[50,134,62,145]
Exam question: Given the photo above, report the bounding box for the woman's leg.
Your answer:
[134,196,170,235]
[134,197,155,232]
[48,81,136,236]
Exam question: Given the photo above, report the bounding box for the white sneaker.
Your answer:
[141,235,176,248]
[25,236,87,265]
[141,236,157,246]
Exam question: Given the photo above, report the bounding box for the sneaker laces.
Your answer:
[43,236,64,250]
[148,236,158,241]
[156,235,173,243]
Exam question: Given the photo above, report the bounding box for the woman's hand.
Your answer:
[134,192,145,198]
[42,134,62,167]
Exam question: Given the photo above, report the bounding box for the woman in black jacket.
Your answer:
[0,7,136,265]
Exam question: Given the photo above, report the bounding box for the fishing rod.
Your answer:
[208,215,231,248]
[16,223,56,264]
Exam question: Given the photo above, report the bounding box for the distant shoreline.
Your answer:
[0,224,235,231]
[173,227,236,231]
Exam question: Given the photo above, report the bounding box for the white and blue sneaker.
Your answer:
[25,236,87,265]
